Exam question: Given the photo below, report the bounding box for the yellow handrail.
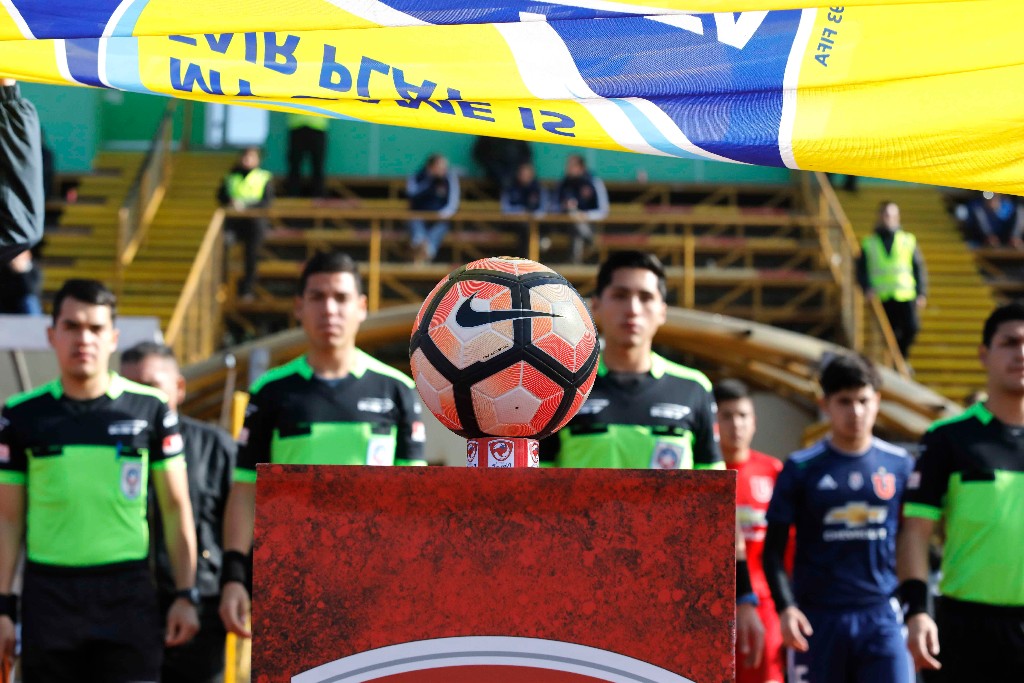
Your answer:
[165,209,226,365]
[115,100,177,297]
[804,171,910,377]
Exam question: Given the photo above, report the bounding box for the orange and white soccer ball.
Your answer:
[410,257,599,440]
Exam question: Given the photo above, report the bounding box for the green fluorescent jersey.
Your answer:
[903,402,1024,606]
[540,353,723,470]
[0,374,185,568]
[235,351,427,482]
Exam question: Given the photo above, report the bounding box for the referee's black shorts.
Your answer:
[21,560,162,683]
[934,596,1024,683]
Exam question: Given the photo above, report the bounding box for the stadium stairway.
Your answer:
[117,151,238,328]
[837,185,991,403]
[40,152,143,293]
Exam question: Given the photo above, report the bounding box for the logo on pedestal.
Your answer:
[488,439,514,468]
[292,636,696,683]
[466,441,479,468]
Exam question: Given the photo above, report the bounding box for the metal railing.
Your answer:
[800,171,910,377]
[165,209,226,366]
[115,100,177,296]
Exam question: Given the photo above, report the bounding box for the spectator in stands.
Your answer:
[857,200,928,360]
[968,192,1024,247]
[0,249,42,315]
[285,113,328,198]
[0,78,44,265]
[121,342,236,683]
[714,379,786,683]
[500,161,545,258]
[218,147,273,299]
[473,136,532,189]
[406,153,459,264]
[555,154,608,263]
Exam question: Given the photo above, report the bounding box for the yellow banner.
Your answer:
[0,1,1020,193]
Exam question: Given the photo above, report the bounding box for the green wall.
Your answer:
[260,114,794,183]
[20,83,99,173]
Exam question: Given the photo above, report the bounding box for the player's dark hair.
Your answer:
[121,341,178,368]
[595,251,667,300]
[819,353,882,397]
[878,200,897,213]
[713,378,751,404]
[298,250,363,296]
[51,279,117,325]
[982,302,1024,347]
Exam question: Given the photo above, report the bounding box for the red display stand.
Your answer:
[253,465,736,683]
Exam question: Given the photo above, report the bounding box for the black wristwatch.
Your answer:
[174,587,201,606]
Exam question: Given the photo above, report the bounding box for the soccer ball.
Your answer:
[410,257,600,440]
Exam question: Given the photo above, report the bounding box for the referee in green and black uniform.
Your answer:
[0,279,199,682]
[219,251,427,637]
[539,251,765,669]
[898,302,1024,681]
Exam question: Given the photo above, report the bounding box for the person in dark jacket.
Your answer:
[406,153,459,263]
[555,155,608,263]
[121,342,236,683]
[0,79,44,265]
[0,249,42,314]
[218,147,273,297]
[473,136,531,189]
[500,161,545,258]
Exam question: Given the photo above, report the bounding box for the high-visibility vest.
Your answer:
[286,113,329,132]
[862,230,917,302]
[225,169,272,203]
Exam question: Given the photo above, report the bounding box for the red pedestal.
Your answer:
[466,437,539,468]
[253,466,737,683]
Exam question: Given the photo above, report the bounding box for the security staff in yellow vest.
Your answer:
[857,201,928,359]
[218,147,273,298]
[285,113,328,198]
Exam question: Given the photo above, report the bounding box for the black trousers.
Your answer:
[159,596,226,683]
[21,563,162,683]
[882,298,920,359]
[224,217,267,296]
[286,126,326,197]
[931,596,1024,683]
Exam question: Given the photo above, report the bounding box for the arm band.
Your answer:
[763,522,797,612]
[899,579,931,618]
[221,550,250,588]
[0,594,17,623]
[736,559,757,605]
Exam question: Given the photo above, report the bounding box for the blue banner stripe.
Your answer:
[64,38,106,88]
[11,0,121,39]
[110,0,149,37]
[104,38,147,92]
[610,99,724,162]
[548,12,801,165]
[381,1,613,24]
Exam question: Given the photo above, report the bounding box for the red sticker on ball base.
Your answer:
[292,637,696,683]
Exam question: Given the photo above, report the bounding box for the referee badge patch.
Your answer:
[366,438,395,466]
[120,461,143,500]
[650,442,683,470]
